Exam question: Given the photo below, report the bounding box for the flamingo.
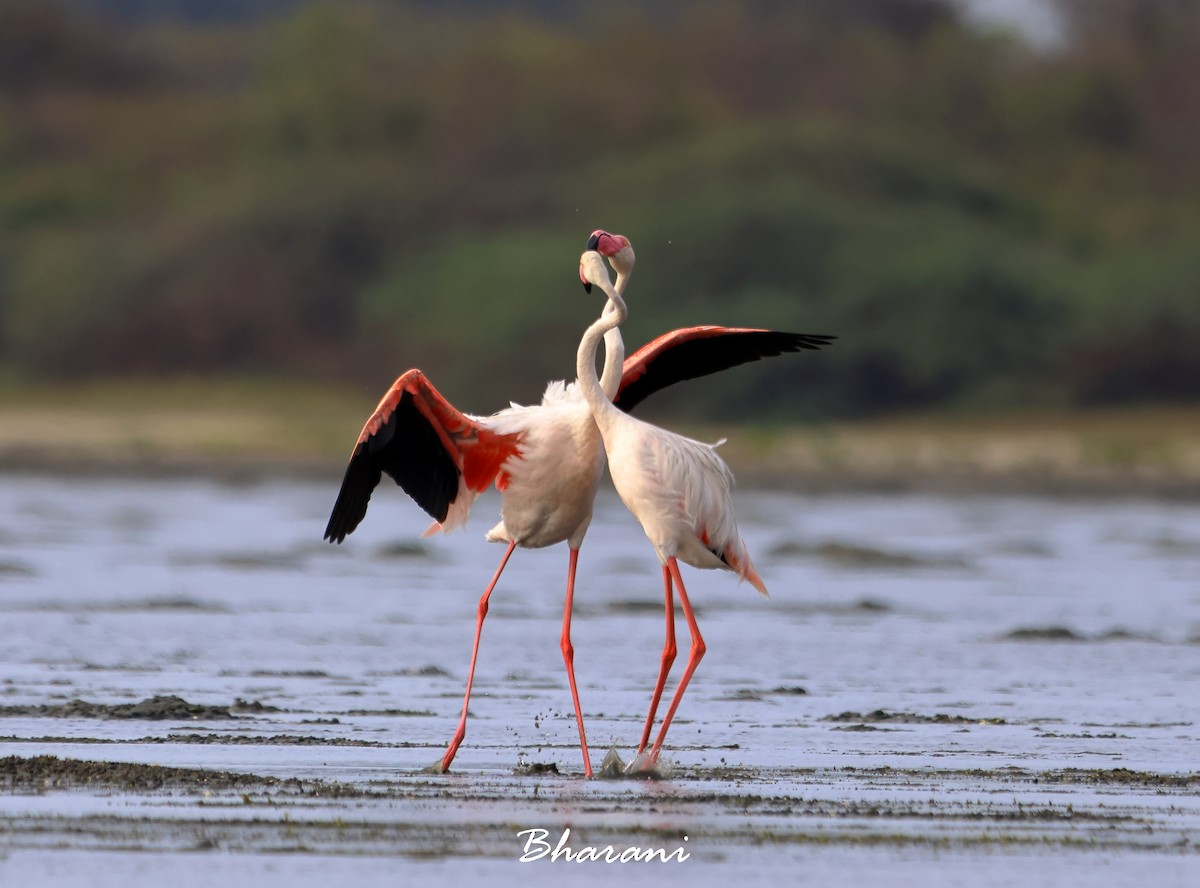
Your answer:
[575,248,827,770]
[325,230,833,776]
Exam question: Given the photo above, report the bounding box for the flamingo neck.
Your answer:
[577,277,628,426]
[597,265,630,400]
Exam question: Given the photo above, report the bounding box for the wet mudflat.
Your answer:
[1,473,1198,886]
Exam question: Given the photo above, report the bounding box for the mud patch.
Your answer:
[0,733,403,747]
[90,597,229,614]
[373,541,433,559]
[1046,767,1200,787]
[999,626,1161,643]
[719,689,769,702]
[769,540,971,570]
[0,559,36,579]
[245,669,331,678]
[0,755,1197,865]
[171,549,305,571]
[151,733,399,747]
[10,597,228,614]
[512,761,560,776]
[1147,535,1200,558]
[0,695,240,720]
[772,598,895,618]
[991,538,1054,557]
[0,755,277,793]
[770,685,809,696]
[605,599,670,615]
[230,699,283,714]
[828,764,1199,789]
[823,710,1007,726]
[338,707,437,717]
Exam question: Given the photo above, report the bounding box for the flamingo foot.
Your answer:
[596,747,627,779]
[624,751,670,780]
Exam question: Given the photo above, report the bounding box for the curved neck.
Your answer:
[596,263,630,399]
[577,274,628,425]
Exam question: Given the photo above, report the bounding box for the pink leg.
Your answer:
[440,540,517,773]
[637,564,677,754]
[560,548,593,777]
[649,558,705,762]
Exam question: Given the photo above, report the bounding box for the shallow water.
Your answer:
[1,473,1198,886]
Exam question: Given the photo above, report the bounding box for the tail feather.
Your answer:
[741,558,768,597]
[722,540,768,596]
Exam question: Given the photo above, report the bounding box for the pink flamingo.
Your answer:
[326,231,833,775]
[575,248,827,769]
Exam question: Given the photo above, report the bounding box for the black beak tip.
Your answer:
[586,232,602,251]
[582,281,592,294]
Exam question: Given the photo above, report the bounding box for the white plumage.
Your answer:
[577,252,766,592]
[483,382,608,550]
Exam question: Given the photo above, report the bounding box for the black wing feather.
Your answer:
[324,391,461,542]
[614,331,836,414]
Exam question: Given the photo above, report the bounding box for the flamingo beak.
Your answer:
[585,230,629,257]
[579,265,592,293]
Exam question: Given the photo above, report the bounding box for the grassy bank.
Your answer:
[1,379,1197,496]
[720,405,1200,498]
[0,378,365,478]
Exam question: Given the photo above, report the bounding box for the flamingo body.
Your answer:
[574,247,829,765]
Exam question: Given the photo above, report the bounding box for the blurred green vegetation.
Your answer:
[1,0,1199,421]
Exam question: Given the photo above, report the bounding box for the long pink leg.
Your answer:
[440,540,517,773]
[637,564,677,754]
[649,557,705,762]
[560,547,593,777]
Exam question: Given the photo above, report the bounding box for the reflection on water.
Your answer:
[0,473,1198,776]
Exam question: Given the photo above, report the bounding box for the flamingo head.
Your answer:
[579,250,611,295]
[586,229,635,279]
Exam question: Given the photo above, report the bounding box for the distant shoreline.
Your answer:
[3,445,1198,502]
[1,381,1197,500]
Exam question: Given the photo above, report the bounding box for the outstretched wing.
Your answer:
[614,328,836,413]
[324,370,521,543]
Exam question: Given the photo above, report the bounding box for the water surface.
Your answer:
[1,474,1198,886]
